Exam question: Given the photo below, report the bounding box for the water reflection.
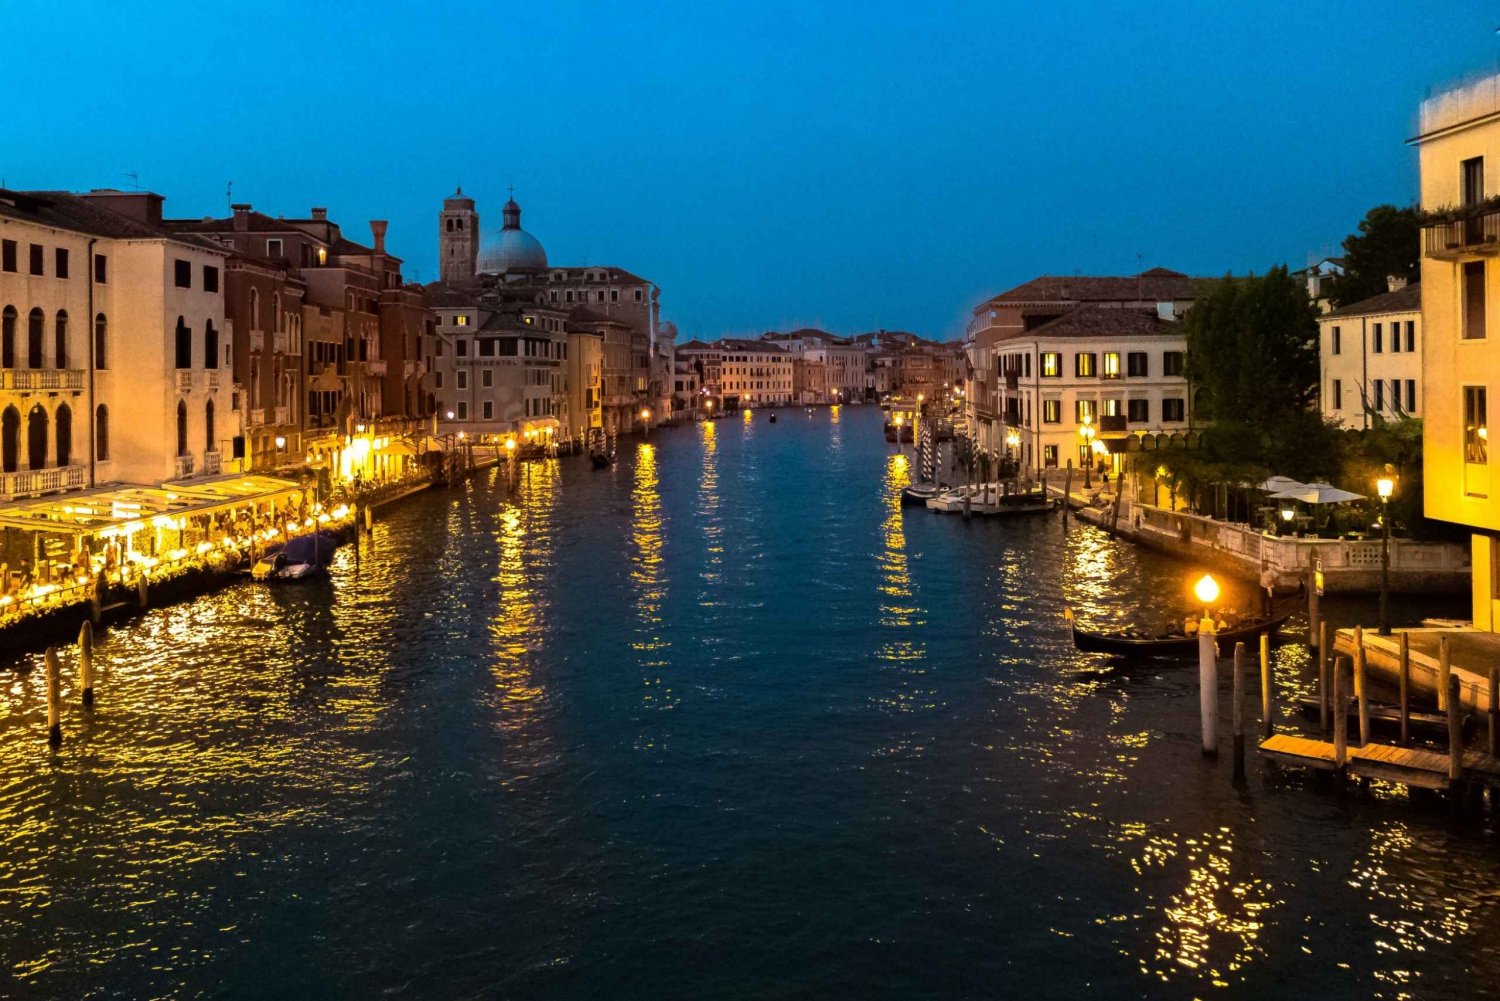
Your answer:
[697,419,723,593]
[488,459,558,736]
[631,443,675,715]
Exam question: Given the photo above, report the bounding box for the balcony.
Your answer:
[365,359,388,377]
[0,464,86,500]
[274,405,289,426]
[1098,415,1128,435]
[175,370,195,393]
[207,370,221,390]
[274,330,290,354]
[249,329,265,354]
[250,408,267,427]
[2,369,86,392]
[1424,209,1500,260]
[173,454,195,478]
[202,450,222,475]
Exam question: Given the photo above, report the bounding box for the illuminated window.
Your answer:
[1075,353,1096,378]
[1042,399,1061,423]
[1102,352,1120,378]
[1465,386,1488,464]
[1043,444,1058,466]
[1075,398,1096,423]
[1041,352,1061,377]
[456,315,468,326]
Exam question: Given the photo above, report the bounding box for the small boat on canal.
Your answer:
[1294,696,1465,742]
[251,529,341,583]
[901,483,944,507]
[1064,605,1295,657]
[769,413,778,423]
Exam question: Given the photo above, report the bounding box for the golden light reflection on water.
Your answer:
[698,420,723,591]
[872,453,934,726]
[488,459,559,730]
[632,444,675,712]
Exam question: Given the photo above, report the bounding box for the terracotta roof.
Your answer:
[423,284,479,308]
[979,268,1202,311]
[168,210,307,234]
[567,306,631,326]
[1014,305,1177,340]
[0,189,224,251]
[1323,283,1421,319]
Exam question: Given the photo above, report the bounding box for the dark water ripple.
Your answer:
[1,405,1498,1000]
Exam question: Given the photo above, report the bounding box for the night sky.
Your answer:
[2,1,1495,339]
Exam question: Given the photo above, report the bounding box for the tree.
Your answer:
[1323,204,1420,308]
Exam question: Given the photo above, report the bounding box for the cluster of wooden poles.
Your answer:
[41,621,95,747]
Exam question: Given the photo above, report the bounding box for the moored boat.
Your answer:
[1065,605,1295,657]
[901,483,943,507]
[251,529,341,582]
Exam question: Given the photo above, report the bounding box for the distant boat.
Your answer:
[901,484,943,506]
[251,529,341,582]
[1065,606,1294,657]
[769,413,778,423]
[590,449,614,469]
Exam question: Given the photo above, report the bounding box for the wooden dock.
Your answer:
[1259,734,1340,771]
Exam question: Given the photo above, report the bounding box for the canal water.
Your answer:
[3,406,1498,1000]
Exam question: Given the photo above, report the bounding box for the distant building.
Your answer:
[682,338,792,407]
[1318,279,1421,428]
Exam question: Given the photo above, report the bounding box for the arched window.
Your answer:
[27,308,43,369]
[26,404,47,470]
[176,400,188,456]
[54,310,67,369]
[94,313,107,369]
[175,316,191,369]
[1,406,17,472]
[204,320,219,370]
[94,405,108,461]
[248,288,261,331]
[55,403,71,467]
[1,306,14,368]
[204,399,215,452]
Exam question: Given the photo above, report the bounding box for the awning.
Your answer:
[0,475,303,537]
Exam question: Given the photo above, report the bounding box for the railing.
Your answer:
[206,370,221,390]
[250,408,267,427]
[174,454,195,478]
[202,450,222,475]
[1424,210,1500,259]
[273,331,289,354]
[175,371,195,392]
[0,464,86,500]
[2,369,85,391]
[249,330,265,353]
[366,359,388,377]
[274,405,289,426]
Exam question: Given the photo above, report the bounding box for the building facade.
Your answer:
[1318,280,1421,428]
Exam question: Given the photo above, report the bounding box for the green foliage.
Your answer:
[1322,204,1420,308]
[1337,419,1465,542]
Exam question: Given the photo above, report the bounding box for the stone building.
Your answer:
[1318,279,1421,428]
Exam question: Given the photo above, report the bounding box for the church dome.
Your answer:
[477,196,547,274]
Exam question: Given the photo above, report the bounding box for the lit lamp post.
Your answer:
[1083,422,1096,485]
[1377,469,1396,636]
[1279,506,1295,536]
[893,412,905,452]
[1194,573,1221,756]
[640,407,652,437]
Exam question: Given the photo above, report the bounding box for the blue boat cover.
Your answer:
[279,530,341,566]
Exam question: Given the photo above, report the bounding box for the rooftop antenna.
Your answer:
[226,180,233,211]
[124,171,140,191]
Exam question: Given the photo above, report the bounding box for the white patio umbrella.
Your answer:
[1256,475,1307,493]
[1269,482,1365,504]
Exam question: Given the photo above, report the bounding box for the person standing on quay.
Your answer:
[1259,561,1276,617]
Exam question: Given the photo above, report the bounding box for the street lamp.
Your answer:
[1079,418,1096,489]
[1279,506,1295,535]
[1194,573,1220,619]
[1377,468,1396,635]
[641,407,652,437]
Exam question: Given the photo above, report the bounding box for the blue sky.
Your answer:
[2,1,1496,340]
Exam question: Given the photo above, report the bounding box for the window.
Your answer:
[434,372,443,389]
[94,314,106,369]
[1075,352,1096,377]
[456,338,468,356]
[456,315,468,326]
[175,316,192,369]
[1075,398,1096,424]
[1042,399,1061,423]
[1127,352,1148,377]
[176,400,188,456]
[29,244,43,276]
[1101,398,1120,417]
[203,265,219,293]
[457,401,468,420]
[174,259,191,288]
[267,239,283,258]
[1331,326,1341,355]
[95,405,108,461]
[611,289,619,302]
[1465,386,1488,463]
[634,289,643,302]
[478,338,496,357]
[55,248,69,279]
[1162,397,1185,422]
[1464,261,1486,339]
[1127,398,1149,423]
[1163,351,1185,376]
[1102,352,1120,378]
[1041,352,1061,377]
[1373,323,1383,353]
[1373,380,1384,412]
[1406,321,1416,352]
[54,311,66,369]
[94,253,107,284]
[1043,444,1058,467]
[1406,379,1417,412]
[481,368,492,388]
[1391,325,1402,353]
[482,400,493,420]
[204,321,219,369]
[1,240,14,272]
[1332,379,1342,410]
[1464,156,1486,206]
[205,399,215,451]
[1,306,14,367]
[27,308,43,368]
[457,371,468,390]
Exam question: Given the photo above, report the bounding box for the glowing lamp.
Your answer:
[1193,574,1220,607]
[446,411,455,420]
[1376,476,1394,500]
[640,408,652,421]
[274,435,286,449]
[1280,507,1295,522]
[505,438,516,451]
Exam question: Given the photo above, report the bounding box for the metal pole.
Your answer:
[1379,497,1390,635]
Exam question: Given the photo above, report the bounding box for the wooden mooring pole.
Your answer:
[1062,461,1072,528]
[1489,663,1499,759]
[1448,673,1465,794]
[1399,631,1411,748]
[1354,637,1370,748]
[44,647,62,746]
[1233,642,1247,782]
[78,620,94,709]
[1259,632,1273,740]
[1438,635,1452,713]
[1199,624,1218,757]
[1307,562,1320,650]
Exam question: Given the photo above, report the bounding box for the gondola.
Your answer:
[1064,605,1295,657]
[590,450,614,469]
[901,483,943,507]
[769,413,778,423]
[1294,696,1464,742]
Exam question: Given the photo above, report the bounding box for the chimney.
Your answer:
[370,220,388,253]
[231,203,251,231]
[1387,274,1408,293]
[310,207,327,221]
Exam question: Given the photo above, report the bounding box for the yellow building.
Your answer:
[1416,73,1500,628]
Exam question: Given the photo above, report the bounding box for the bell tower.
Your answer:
[439,186,479,283]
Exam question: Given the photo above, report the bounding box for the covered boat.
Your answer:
[901,483,943,507]
[1064,605,1294,657]
[251,529,341,582]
